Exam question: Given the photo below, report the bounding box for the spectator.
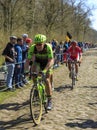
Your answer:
[24,38,32,73]
[14,38,24,88]
[59,41,64,63]
[26,37,32,47]
[63,41,70,61]
[2,36,17,91]
[51,39,57,67]
[51,39,57,56]
[54,41,60,67]
[21,34,29,84]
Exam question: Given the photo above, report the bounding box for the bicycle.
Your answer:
[66,60,80,89]
[30,72,48,125]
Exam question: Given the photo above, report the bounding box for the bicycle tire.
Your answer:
[30,86,42,125]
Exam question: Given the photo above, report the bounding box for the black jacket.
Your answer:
[2,42,16,63]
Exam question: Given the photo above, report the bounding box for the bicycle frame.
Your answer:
[67,60,79,89]
[71,61,76,88]
[30,72,47,125]
[33,73,46,100]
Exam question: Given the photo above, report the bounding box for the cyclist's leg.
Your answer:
[75,57,79,80]
[45,73,52,96]
[75,63,78,74]
[67,59,72,78]
[45,68,53,110]
[50,74,54,91]
[68,62,71,72]
[31,62,40,72]
[49,68,54,90]
[75,63,78,81]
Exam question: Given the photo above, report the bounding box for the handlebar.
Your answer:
[25,71,46,79]
[65,60,80,67]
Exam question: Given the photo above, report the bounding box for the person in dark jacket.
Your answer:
[2,36,17,91]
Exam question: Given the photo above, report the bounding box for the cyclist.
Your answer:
[66,40,82,80]
[27,34,54,110]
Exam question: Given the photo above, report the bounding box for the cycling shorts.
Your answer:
[68,55,79,61]
[32,62,53,75]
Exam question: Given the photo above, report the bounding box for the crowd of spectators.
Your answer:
[2,34,32,91]
[0,35,94,91]
[50,39,93,68]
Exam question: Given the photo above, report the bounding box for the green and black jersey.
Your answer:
[28,43,53,69]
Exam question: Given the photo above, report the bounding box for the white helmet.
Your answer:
[10,36,17,39]
[22,34,28,38]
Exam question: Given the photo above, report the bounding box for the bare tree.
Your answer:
[0,0,96,43]
[0,0,29,34]
[35,0,61,38]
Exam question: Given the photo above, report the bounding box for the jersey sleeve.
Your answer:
[78,47,82,54]
[46,43,53,59]
[27,44,35,60]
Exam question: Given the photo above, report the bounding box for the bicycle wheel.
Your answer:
[30,86,42,125]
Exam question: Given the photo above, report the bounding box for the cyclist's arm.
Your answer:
[4,55,14,62]
[78,47,83,63]
[79,53,82,63]
[43,44,54,72]
[27,44,35,64]
[44,58,54,72]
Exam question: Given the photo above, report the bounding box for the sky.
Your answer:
[87,0,97,30]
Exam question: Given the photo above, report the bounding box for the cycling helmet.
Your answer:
[26,38,32,44]
[34,34,46,43]
[71,40,77,46]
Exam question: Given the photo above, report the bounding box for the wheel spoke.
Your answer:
[30,87,42,125]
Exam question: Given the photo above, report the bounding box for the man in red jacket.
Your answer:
[67,40,82,80]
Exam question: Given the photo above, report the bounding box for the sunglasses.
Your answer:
[36,43,43,46]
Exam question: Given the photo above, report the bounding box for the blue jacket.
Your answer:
[21,43,28,61]
[14,44,22,63]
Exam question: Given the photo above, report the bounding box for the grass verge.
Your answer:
[0,79,32,104]
[0,90,17,104]
[0,65,60,104]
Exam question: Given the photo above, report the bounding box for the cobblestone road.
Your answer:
[0,48,97,130]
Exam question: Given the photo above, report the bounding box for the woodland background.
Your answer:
[0,0,97,63]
